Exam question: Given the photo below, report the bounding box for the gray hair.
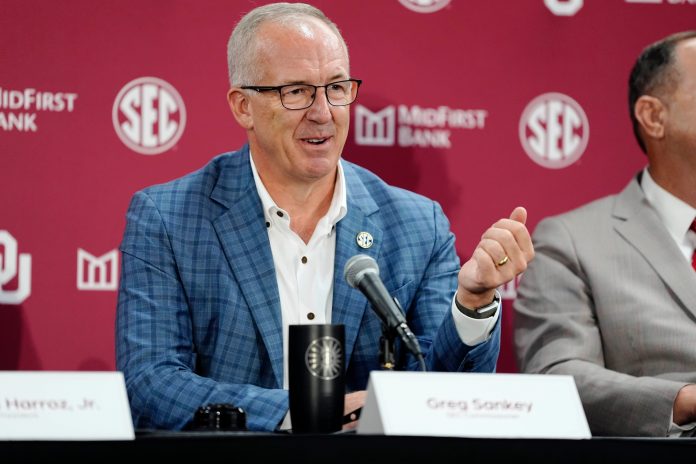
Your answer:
[227,2,349,87]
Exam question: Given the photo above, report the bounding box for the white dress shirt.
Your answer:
[249,153,500,427]
[642,168,696,262]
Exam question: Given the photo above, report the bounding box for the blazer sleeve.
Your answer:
[410,201,501,374]
[115,190,287,432]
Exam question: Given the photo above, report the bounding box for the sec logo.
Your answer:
[519,92,589,169]
[112,76,186,155]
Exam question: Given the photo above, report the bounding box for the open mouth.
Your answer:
[303,137,330,145]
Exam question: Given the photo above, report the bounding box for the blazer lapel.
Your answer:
[210,147,284,388]
[332,161,383,362]
[613,176,696,319]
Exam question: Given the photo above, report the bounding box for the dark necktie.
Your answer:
[691,220,696,271]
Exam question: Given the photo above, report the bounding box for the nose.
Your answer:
[305,87,332,123]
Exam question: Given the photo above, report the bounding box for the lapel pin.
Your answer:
[356,231,374,249]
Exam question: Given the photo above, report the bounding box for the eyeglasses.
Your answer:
[241,79,362,110]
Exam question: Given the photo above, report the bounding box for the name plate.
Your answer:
[357,371,590,439]
[0,371,135,440]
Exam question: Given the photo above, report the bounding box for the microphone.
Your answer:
[343,254,423,358]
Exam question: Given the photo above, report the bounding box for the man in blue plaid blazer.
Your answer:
[116,3,534,432]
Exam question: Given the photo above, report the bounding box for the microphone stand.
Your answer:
[377,297,426,372]
[378,324,397,371]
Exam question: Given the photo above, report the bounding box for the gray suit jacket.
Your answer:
[513,172,696,437]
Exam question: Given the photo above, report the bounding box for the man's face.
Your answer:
[242,19,352,186]
[664,37,696,164]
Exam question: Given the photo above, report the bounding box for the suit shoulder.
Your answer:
[134,150,242,207]
[531,193,622,246]
[540,193,618,226]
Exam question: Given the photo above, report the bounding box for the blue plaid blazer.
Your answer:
[116,144,501,432]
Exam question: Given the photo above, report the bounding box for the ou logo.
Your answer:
[112,77,186,155]
[519,92,589,169]
[0,230,32,305]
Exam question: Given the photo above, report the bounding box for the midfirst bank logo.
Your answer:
[77,249,119,291]
[0,87,78,132]
[519,92,589,169]
[0,230,32,305]
[355,104,488,149]
[112,77,186,155]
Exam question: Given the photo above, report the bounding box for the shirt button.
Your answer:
[307,312,315,320]
[265,221,270,228]
[301,256,308,264]
[276,211,284,217]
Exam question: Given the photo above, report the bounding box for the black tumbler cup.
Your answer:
[288,323,345,433]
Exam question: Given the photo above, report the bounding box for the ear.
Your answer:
[227,88,254,130]
[634,95,666,141]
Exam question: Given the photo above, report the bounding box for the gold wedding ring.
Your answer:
[496,255,510,267]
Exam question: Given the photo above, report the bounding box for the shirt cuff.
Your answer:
[450,290,501,345]
[279,410,292,431]
[668,410,696,437]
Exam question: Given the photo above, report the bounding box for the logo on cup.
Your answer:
[305,336,343,380]
[112,76,186,155]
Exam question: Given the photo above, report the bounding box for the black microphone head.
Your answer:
[344,254,379,288]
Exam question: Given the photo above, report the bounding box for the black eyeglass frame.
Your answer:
[240,78,362,110]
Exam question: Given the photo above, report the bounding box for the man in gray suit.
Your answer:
[513,30,696,437]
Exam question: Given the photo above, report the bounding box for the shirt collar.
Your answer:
[249,151,348,234]
[641,166,696,241]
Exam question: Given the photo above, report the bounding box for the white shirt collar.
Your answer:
[641,167,696,244]
[249,151,348,236]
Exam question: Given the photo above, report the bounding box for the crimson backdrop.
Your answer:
[2,0,695,373]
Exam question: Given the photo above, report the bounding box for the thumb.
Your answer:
[509,206,527,225]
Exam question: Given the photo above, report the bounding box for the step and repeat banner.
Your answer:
[2,0,695,373]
